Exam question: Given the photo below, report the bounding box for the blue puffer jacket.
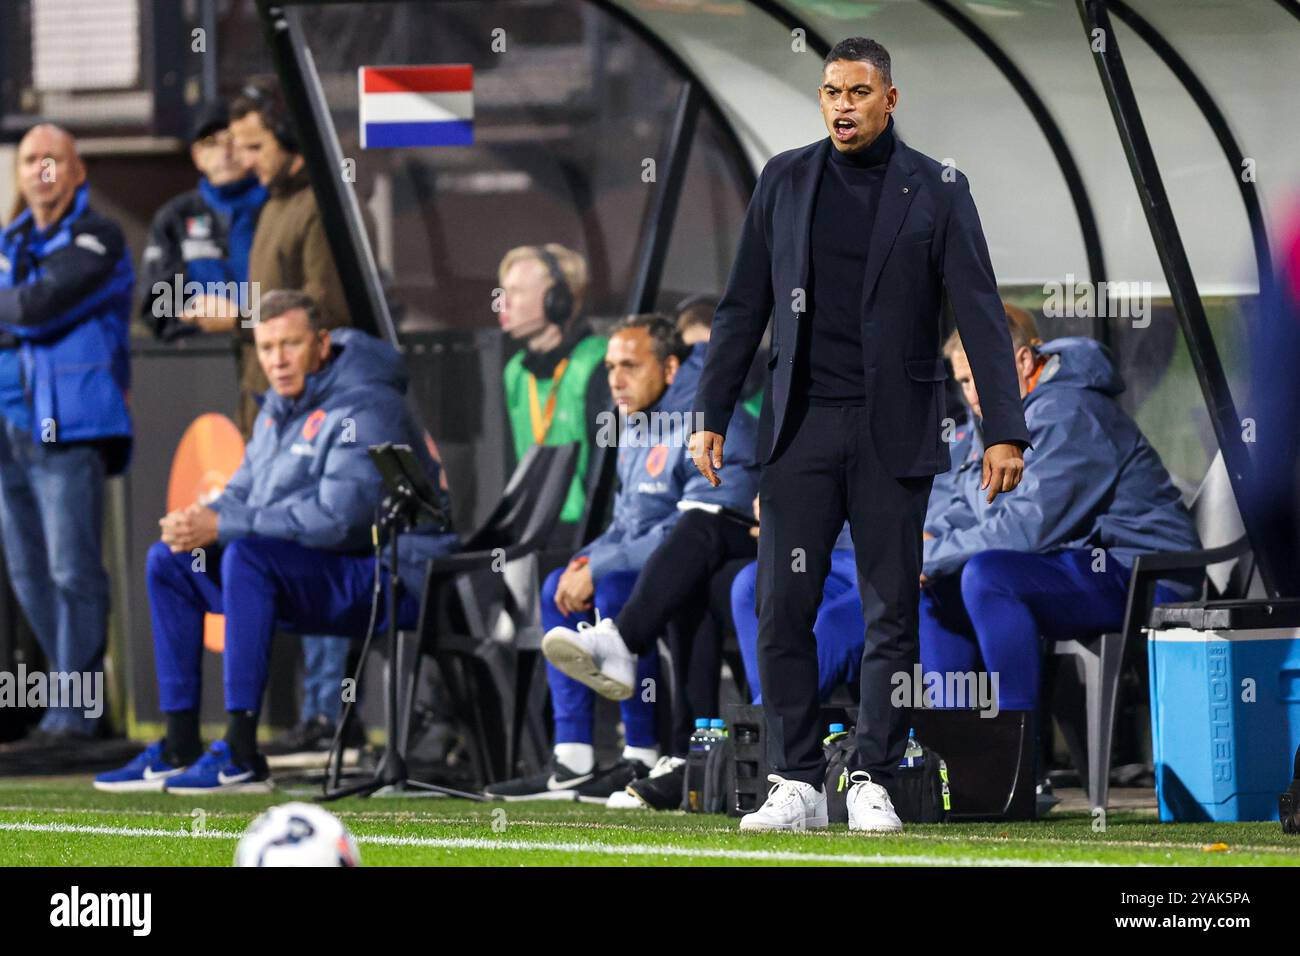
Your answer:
[925,409,977,532]
[924,336,1200,579]
[581,343,760,580]
[0,184,134,473]
[211,329,456,587]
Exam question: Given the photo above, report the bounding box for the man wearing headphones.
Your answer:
[228,81,357,759]
[498,244,609,543]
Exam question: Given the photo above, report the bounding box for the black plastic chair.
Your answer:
[409,442,579,786]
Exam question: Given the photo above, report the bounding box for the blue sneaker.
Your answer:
[163,740,273,795]
[93,740,187,792]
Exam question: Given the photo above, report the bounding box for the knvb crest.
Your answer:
[645,444,668,477]
[302,409,327,441]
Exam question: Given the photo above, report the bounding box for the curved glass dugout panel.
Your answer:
[266,0,1300,588]
[287,0,756,329]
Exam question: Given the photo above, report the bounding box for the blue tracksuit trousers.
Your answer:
[541,566,658,747]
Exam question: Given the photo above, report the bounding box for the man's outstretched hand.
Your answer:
[689,430,725,487]
[982,441,1025,503]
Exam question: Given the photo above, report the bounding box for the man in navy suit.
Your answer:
[689,37,1030,833]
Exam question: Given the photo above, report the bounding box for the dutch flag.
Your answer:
[359,65,473,149]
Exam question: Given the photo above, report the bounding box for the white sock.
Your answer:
[623,745,659,768]
[554,743,594,774]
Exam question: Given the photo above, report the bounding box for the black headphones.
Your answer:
[239,83,298,152]
[533,245,574,327]
[673,292,720,323]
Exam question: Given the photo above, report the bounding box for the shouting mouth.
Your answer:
[833,118,857,141]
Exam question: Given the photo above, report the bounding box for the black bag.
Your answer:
[824,732,857,824]
[683,735,733,814]
[823,727,950,824]
[892,747,951,824]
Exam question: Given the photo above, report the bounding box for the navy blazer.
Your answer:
[694,129,1030,476]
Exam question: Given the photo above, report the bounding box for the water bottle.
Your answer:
[899,727,923,769]
[709,718,727,738]
[689,717,711,749]
[685,718,712,811]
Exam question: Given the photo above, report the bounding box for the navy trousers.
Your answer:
[757,402,933,786]
[919,548,1185,711]
[733,547,863,705]
[147,536,417,715]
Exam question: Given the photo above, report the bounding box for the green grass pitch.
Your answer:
[2,777,1298,867]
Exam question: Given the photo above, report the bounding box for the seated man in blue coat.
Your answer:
[488,314,759,802]
[96,289,456,793]
[920,326,1200,715]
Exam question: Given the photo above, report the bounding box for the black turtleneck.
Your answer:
[797,116,896,405]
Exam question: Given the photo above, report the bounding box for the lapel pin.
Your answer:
[902,186,909,193]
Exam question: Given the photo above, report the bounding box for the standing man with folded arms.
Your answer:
[0,125,134,746]
[687,38,1029,833]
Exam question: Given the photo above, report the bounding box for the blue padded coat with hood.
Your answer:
[210,328,456,591]
[580,342,760,581]
[923,336,1200,580]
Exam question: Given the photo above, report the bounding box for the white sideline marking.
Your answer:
[1,808,1287,855]
[0,820,1134,866]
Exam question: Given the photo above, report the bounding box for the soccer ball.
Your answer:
[234,802,361,867]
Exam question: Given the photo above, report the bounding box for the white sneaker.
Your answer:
[605,789,642,809]
[738,774,828,832]
[846,771,903,833]
[644,754,686,778]
[542,615,635,701]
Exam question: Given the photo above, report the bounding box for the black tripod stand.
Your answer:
[321,443,483,802]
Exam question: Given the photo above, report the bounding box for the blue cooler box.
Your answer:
[1148,625,1300,822]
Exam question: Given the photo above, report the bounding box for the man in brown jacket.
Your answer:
[229,82,350,438]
